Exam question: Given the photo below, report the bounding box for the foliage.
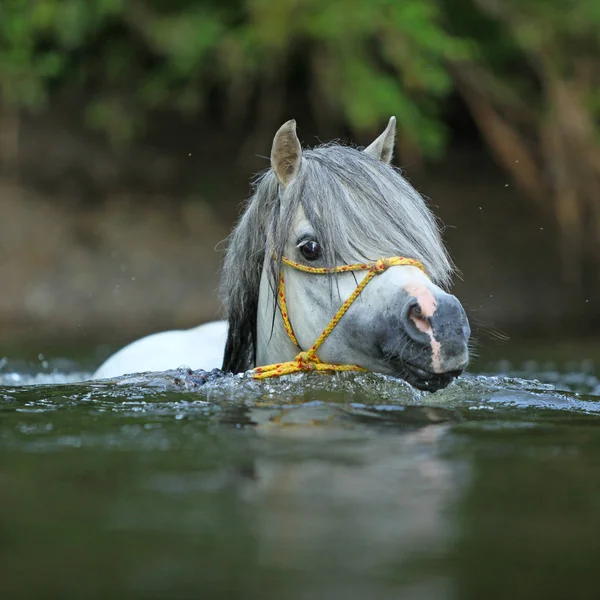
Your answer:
[2,0,600,278]
[0,0,121,110]
[0,0,472,153]
[447,0,600,281]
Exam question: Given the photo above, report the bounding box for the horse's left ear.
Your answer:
[364,116,396,164]
[271,119,303,187]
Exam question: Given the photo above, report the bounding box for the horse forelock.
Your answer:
[220,142,453,373]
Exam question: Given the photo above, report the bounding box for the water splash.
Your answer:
[1,361,599,435]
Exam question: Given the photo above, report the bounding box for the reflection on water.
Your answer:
[1,354,600,599]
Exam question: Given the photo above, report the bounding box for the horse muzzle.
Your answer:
[382,290,471,391]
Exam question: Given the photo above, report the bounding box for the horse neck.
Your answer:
[255,262,300,366]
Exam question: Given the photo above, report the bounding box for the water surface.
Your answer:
[1,345,600,599]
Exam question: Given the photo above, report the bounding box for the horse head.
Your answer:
[221,118,470,392]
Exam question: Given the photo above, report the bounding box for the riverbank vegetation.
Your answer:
[2,0,600,283]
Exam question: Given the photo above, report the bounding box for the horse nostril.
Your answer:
[409,304,423,319]
[407,302,432,334]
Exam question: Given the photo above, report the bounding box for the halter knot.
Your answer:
[373,258,392,274]
[296,351,318,370]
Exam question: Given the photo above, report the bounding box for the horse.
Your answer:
[93,117,470,392]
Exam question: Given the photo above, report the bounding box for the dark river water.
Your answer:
[1,339,600,599]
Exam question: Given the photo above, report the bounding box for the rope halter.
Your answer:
[253,255,427,379]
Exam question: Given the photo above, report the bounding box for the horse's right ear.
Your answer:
[364,116,396,164]
[271,119,302,187]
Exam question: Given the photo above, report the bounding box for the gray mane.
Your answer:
[220,143,453,373]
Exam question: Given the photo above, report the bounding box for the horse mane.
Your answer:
[220,143,454,373]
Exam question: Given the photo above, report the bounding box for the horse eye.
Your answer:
[299,240,322,261]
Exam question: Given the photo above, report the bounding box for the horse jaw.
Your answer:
[256,202,321,367]
[255,261,301,367]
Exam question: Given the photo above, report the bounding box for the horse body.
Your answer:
[94,117,470,391]
[92,320,227,379]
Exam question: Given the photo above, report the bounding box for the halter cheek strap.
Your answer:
[253,256,427,379]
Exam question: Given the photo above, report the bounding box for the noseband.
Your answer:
[253,255,427,379]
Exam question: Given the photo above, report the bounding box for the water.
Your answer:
[1,346,600,599]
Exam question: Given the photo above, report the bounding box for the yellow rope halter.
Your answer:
[253,256,427,379]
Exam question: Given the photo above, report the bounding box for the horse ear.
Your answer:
[271,119,302,187]
[363,116,396,164]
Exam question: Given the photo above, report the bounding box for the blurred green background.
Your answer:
[1,0,599,352]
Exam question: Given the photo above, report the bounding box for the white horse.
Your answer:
[94,117,470,392]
